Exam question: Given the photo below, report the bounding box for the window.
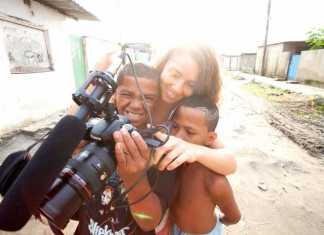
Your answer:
[0,13,53,73]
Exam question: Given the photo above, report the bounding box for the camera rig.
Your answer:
[39,49,168,229]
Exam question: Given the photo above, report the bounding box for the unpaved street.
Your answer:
[1,77,324,235]
[221,78,324,235]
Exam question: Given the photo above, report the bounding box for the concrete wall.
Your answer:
[255,41,308,79]
[255,47,263,75]
[296,49,324,83]
[240,53,256,73]
[276,52,291,79]
[0,0,75,133]
[264,43,283,77]
[255,45,284,76]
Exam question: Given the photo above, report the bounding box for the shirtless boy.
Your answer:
[168,95,241,235]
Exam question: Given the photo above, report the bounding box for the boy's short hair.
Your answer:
[179,95,219,131]
[117,63,160,85]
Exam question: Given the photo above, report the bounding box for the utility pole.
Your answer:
[261,0,271,76]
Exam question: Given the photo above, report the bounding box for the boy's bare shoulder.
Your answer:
[185,163,231,193]
[203,169,231,200]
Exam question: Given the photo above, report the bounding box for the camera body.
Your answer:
[40,112,131,229]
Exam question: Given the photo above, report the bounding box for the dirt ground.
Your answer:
[1,76,324,234]
[241,79,324,159]
[220,77,324,235]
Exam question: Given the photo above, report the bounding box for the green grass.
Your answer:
[242,82,290,101]
[313,96,324,114]
[243,82,324,122]
[304,80,324,89]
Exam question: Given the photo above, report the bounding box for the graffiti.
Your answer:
[2,21,51,73]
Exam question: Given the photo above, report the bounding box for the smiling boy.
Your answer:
[114,63,160,129]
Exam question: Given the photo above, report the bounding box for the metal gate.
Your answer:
[70,35,87,88]
[287,54,301,81]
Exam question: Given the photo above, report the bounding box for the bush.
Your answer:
[306,28,324,49]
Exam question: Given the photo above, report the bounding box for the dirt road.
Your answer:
[221,78,324,235]
[1,77,324,235]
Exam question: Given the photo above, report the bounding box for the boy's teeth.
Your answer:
[127,111,142,116]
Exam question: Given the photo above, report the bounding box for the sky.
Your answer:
[72,0,324,54]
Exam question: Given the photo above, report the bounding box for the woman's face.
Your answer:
[160,52,199,104]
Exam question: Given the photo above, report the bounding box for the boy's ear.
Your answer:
[206,131,217,147]
[110,94,116,105]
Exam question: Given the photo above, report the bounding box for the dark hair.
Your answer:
[117,63,160,85]
[179,95,219,131]
[155,44,222,104]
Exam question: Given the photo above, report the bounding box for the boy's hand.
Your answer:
[154,132,202,171]
[113,128,152,181]
[72,140,89,156]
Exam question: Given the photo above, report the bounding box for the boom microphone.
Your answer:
[0,115,86,231]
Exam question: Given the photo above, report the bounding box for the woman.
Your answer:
[111,44,236,175]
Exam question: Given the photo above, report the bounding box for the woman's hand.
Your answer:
[95,49,120,72]
[113,128,152,180]
[154,132,203,171]
[155,132,237,175]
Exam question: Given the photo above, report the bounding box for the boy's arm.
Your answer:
[207,175,241,225]
[114,130,175,231]
[121,170,175,231]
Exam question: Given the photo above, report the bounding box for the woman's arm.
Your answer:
[154,134,237,176]
[194,145,236,175]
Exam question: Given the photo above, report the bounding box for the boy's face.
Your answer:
[172,106,216,146]
[115,75,159,129]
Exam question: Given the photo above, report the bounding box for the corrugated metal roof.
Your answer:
[34,0,98,20]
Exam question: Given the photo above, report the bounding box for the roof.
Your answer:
[34,0,98,20]
[240,52,257,55]
[258,41,306,48]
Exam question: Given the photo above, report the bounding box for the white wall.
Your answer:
[0,0,76,133]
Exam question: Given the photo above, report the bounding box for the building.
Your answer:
[255,41,308,79]
[240,53,256,74]
[221,55,240,71]
[0,0,97,134]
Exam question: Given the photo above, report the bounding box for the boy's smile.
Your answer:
[115,75,159,129]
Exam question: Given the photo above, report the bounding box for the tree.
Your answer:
[306,28,324,49]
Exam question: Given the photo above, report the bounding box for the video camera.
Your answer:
[38,49,166,230]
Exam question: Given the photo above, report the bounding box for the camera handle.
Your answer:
[72,71,117,122]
